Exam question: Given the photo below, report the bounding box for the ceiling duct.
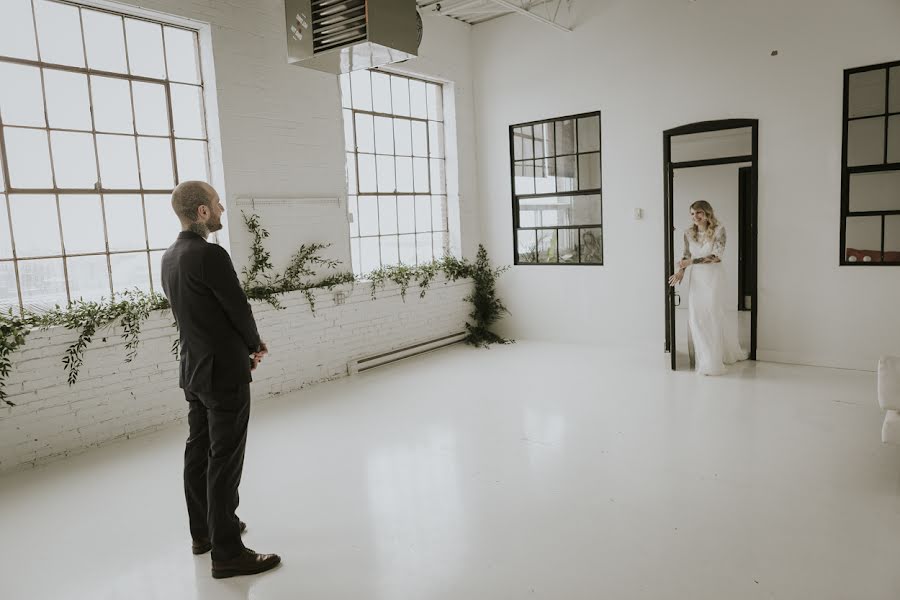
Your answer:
[285,0,422,74]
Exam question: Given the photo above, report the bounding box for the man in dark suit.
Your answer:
[161,181,280,579]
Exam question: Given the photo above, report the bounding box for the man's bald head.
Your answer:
[171,181,217,226]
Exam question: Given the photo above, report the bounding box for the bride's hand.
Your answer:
[668,270,684,286]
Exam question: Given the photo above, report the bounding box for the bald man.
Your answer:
[161,181,280,578]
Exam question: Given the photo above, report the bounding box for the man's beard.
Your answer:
[188,217,222,239]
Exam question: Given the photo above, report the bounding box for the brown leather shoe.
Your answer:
[211,548,281,579]
[191,521,246,555]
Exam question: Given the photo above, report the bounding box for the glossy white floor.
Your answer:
[1,341,899,600]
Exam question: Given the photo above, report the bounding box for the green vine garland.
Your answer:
[0,211,510,408]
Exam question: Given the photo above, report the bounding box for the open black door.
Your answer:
[663,119,759,370]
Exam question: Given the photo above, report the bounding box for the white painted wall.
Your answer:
[472,0,900,370]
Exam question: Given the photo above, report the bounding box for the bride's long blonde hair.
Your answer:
[688,200,719,243]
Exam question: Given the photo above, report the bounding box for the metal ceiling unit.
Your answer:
[285,0,421,74]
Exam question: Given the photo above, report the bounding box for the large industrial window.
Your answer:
[511,111,603,265]
[339,69,448,276]
[0,0,210,312]
[841,60,900,265]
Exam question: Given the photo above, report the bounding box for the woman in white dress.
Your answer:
[668,200,748,375]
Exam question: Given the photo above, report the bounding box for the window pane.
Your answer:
[0,0,38,60]
[413,157,429,193]
[359,237,379,274]
[371,71,391,114]
[104,194,145,251]
[19,258,67,311]
[97,135,139,189]
[578,153,602,190]
[345,153,357,194]
[164,27,200,84]
[339,73,351,109]
[891,67,900,114]
[849,171,900,212]
[555,119,576,155]
[559,229,578,263]
[534,159,554,194]
[394,119,412,156]
[50,132,98,188]
[848,69,886,119]
[432,230,446,259]
[44,69,92,130]
[67,254,110,302]
[431,195,445,232]
[358,154,376,193]
[34,0,84,67]
[110,251,150,294]
[430,159,445,194]
[514,160,535,195]
[847,117,885,167]
[348,195,358,237]
[378,196,397,235]
[0,63,45,126]
[0,262,18,311]
[350,238,360,275]
[171,84,205,138]
[845,216,882,262]
[520,125,534,160]
[82,9,127,73]
[885,216,900,262]
[520,195,602,228]
[428,122,444,158]
[59,195,105,254]
[343,109,354,151]
[0,196,11,258]
[91,76,134,134]
[374,116,394,155]
[355,113,375,153]
[137,137,174,189]
[390,76,410,117]
[358,196,378,237]
[415,233,432,264]
[144,194,179,249]
[399,234,415,264]
[555,155,577,192]
[411,121,428,157]
[536,123,554,158]
[149,249,165,293]
[376,155,395,193]
[395,157,413,193]
[415,195,431,232]
[577,115,601,153]
[579,227,603,264]
[426,84,443,121]
[132,82,169,135]
[175,139,209,183]
[409,79,427,119]
[125,19,166,79]
[537,229,556,263]
[349,70,372,111]
[397,196,415,234]
[9,195,60,257]
[888,115,900,164]
[5,128,53,188]
[380,235,399,266]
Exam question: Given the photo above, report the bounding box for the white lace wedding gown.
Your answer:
[682,225,748,375]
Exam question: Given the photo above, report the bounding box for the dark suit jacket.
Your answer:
[161,231,261,392]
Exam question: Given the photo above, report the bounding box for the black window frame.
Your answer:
[840,59,900,267]
[509,110,603,267]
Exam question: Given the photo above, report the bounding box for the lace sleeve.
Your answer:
[711,226,726,258]
[682,231,691,260]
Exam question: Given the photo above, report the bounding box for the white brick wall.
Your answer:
[0,277,473,472]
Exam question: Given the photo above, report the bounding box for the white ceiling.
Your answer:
[417,0,574,31]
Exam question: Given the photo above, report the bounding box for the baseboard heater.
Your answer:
[348,332,466,374]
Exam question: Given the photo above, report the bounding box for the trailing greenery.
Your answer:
[0,211,510,408]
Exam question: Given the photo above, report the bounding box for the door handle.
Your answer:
[674,292,681,307]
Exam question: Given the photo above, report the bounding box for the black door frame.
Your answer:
[663,119,759,370]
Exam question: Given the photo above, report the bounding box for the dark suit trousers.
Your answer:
[183,385,250,561]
